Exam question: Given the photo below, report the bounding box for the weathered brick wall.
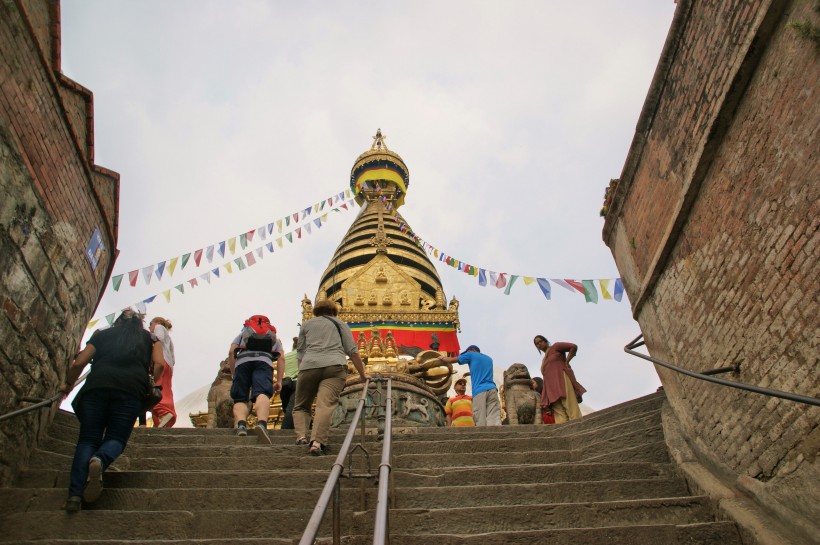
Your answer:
[605,0,818,533]
[0,0,119,486]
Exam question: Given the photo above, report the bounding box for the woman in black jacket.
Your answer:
[58,309,164,512]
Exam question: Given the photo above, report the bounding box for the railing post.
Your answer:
[332,479,341,545]
[373,378,393,545]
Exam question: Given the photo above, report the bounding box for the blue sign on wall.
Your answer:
[85,228,105,271]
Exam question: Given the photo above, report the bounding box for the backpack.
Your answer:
[238,314,278,357]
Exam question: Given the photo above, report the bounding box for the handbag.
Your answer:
[142,380,163,411]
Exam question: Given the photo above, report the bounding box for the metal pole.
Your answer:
[373,379,393,545]
[333,479,341,545]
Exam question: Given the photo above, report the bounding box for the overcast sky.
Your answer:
[60,1,676,423]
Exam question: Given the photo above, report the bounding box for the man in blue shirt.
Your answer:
[439,345,501,426]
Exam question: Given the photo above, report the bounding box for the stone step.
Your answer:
[350,496,718,535]
[0,508,336,541]
[0,495,718,542]
[15,460,678,491]
[316,521,742,545]
[0,477,689,515]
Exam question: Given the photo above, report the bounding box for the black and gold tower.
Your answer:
[304,129,461,355]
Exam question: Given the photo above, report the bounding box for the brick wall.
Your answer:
[0,0,119,486]
[604,0,818,534]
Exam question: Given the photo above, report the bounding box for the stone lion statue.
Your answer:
[503,363,541,425]
[206,357,234,428]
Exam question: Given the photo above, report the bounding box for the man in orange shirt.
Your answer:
[445,377,475,426]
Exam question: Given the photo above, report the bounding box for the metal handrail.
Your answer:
[373,378,393,545]
[299,378,373,545]
[0,370,90,423]
[625,334,820,406]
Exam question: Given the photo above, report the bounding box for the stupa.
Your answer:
[302,129,461,428]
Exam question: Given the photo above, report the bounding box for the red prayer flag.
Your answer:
[128,270,139,286]
[565,279,585,293]
[194,249,203,266]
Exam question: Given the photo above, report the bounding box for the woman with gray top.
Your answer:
[293,299,367,455]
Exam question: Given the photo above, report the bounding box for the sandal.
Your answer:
[309,441,326,456]
[295,436,309,446]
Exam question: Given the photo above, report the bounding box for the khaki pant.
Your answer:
[293,365,347,446]
[473,388,502,426]
[551,372,582,424]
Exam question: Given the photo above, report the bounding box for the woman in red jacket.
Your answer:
[534,335,586,423]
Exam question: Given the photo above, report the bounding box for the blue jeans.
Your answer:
[68,388,142,497]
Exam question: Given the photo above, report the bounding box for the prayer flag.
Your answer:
[479,269,488,286]
[614,278,624,302]
[522,276,535,286]
[105,313,115,326]
[277,219,283,233]
[247,229,255,242]
[246,252,256,266]
[600,279,612,300]
[142,266,153,285]
[156,261,166,281]
[206,245,214,263]
[162,290,171,303]
[181,253,191,269]
[212,267,220,278]
[135,302,147,315]
[321,213,328,221]
[496,273,508,289]
[489,271,498,286]
[285,233,293,243]
[504,275,518,295]
[188,278,198,288]
[239,234,247,249]
[582,280,599,304]
[285,216,290,227]
[257,226,265,240]
[112,274,123,292]
[314,218,322,228]
[143,296,156,304]
[234,258,246,271]
[86,319,99,329]
[199,272,211,284]
[296,227,302,239]
[256,247,264,259]
[228,238,236,254]
[276,237,283,248]
[266,242,274,253]
[168,257,178,276]
[268,222,274,234]
[194,248,203,266]
[565,279,585,294]
[218,242,226,258]
[303,206,312,219]
[174,284,184,294]
[293,213,299,222]
[536,278,552,300]
[225,263,233,274]
[305,223,312,235]
[551,279,575,292]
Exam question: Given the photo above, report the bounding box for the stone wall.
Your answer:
[0,0,119,486]
[604,0,818,537]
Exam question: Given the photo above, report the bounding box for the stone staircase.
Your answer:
[0,392,743,544]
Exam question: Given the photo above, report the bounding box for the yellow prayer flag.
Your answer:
[276,237,283,248]
[321,213,328,221]
[523,276,536,286]
[225,263,233,273]
[162,289,171,303]
[277,220,283,233]
[86,319,99,329]
[168,257,179,276]
[600,279,612,300]
[228,238,236,254]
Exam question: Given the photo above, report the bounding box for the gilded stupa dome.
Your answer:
[350,128,410,208]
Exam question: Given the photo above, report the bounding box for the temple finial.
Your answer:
[371,128,388,151]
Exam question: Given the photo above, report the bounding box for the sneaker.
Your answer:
[62,496,82,513]
[254,423,271,445]
[157,413,173,428]
[84,457,103,503]
[236,422,247,436]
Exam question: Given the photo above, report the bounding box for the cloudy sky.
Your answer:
[60,1,676,423]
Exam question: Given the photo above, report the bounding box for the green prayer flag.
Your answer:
[582,280,599,304]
